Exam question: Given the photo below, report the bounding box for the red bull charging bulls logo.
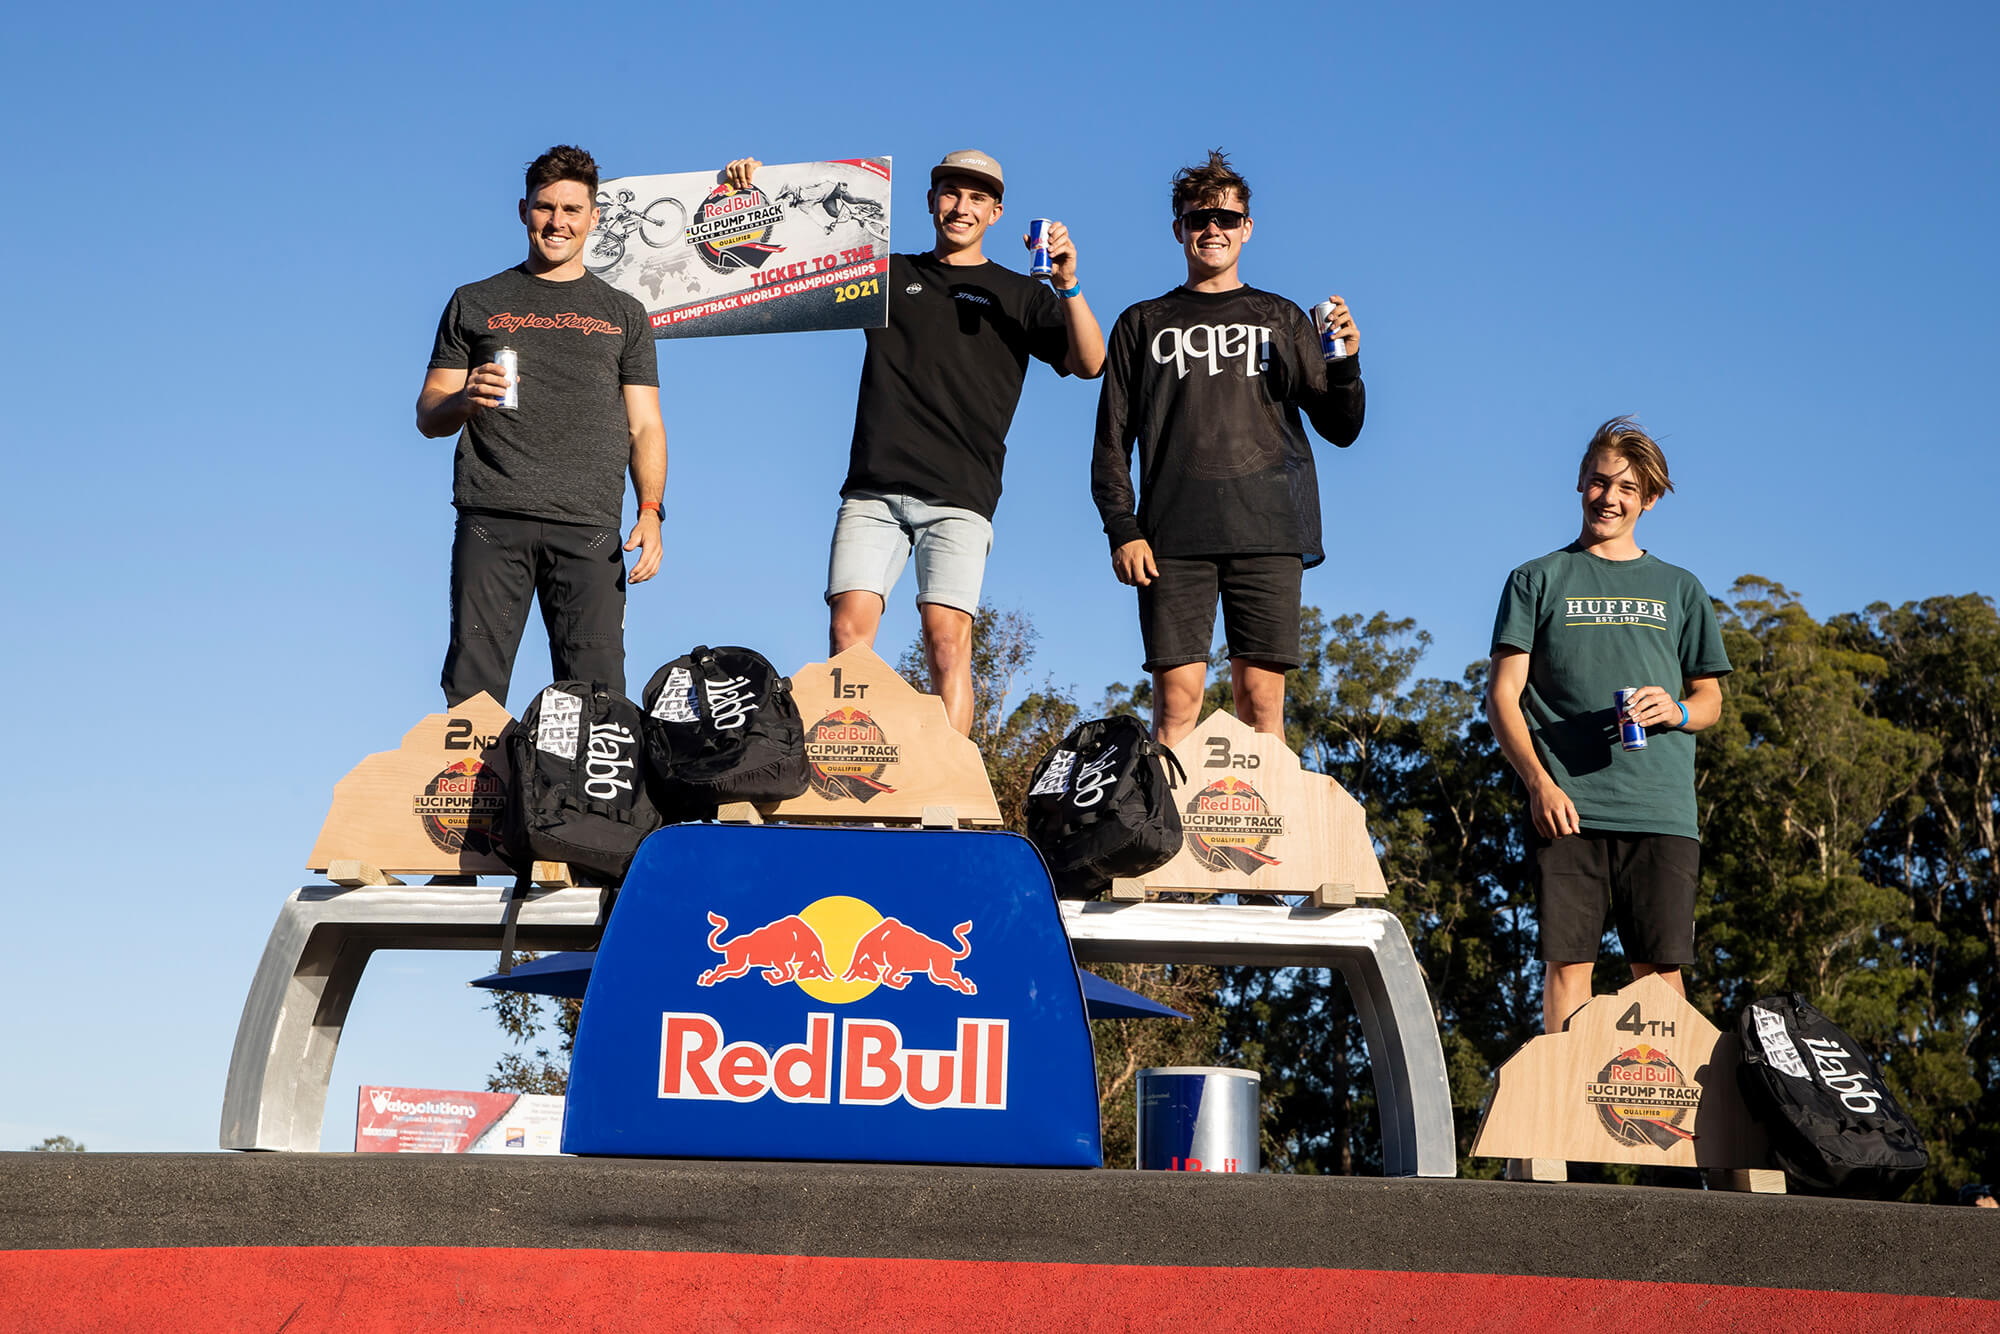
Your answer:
[667,896,1003,1110]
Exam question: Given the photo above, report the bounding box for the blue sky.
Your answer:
[2,2,1993,1152]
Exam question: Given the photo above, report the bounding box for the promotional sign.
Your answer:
[563,824,1101,1166]
[307,694,514,877]
[588,157,891,339]
[354,1086,563,1154]
[1470,974,1770,1170]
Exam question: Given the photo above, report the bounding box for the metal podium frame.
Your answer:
[220,884,1456,1177]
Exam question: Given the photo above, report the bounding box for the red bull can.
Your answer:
[1310,300,1349,360]
[1026,218,1054,278]
[1136,1067,1260,1173]
[1615,687,1647,751]
[497,346,519,410]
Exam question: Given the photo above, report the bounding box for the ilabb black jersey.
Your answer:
[1091,285,1365,568]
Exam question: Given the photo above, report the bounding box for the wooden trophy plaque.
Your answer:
[1470,974,1781,1190]
[306,693,516,882]
[1116,708,1387,906]
[758,646,1002,827]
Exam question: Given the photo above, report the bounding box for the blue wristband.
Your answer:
[1677,700,1689,729]
[1054,281,1081,299]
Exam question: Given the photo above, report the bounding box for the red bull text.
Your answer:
[660,1012,1010,1109]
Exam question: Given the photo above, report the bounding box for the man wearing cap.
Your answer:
[726,150,1104,734]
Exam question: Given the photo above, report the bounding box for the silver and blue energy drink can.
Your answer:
[1310,300,1349,360]
[497,347,519,410]
[1027,218,1054,278]
[1615,687,1648,751]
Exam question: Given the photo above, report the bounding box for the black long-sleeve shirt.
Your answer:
[1091,284,1364,569]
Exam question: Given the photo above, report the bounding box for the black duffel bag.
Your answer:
[1023,714,1186,897]
[642,645,808,818]
[1737,992,1929,1199]
[500,680,662,882]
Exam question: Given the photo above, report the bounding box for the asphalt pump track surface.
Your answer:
[3,1153,1996,1331]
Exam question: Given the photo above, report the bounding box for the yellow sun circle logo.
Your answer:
[795,895,884,1003]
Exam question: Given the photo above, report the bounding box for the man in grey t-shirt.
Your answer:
[417,145,667,707]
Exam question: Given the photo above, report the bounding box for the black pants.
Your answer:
[441,512,626,708]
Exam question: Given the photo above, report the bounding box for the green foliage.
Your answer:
[28,1135,85,1151]
[485,954,581,1095]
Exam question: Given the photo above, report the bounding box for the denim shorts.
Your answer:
[825,490,993,615]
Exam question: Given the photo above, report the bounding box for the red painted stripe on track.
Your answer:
[2,1247,1995,1333]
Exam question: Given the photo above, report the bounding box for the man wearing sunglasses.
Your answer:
[1091,150,1365,745]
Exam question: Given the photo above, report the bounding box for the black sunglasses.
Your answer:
[1178,207,1247,231]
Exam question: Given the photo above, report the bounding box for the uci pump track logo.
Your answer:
[688,183,786,274]
[1586,1043,1700,1149]
[413,757,505,856]
[662,896,1005,1111]
[806,707,900,801]
[1184,775,1286,874]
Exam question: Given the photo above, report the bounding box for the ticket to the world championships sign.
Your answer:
[587,157,891,339]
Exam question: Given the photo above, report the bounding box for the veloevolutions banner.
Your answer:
[354,1085,564,1154]
[586,157,891,339]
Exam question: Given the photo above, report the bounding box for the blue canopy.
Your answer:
[471,952,1188,1021]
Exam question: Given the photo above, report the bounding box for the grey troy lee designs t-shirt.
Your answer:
[1491,544,1732,840]
[429,265,658,528]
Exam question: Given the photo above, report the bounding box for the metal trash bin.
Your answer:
[1136,1066,1259,1173]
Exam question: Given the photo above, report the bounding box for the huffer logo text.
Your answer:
[1564,596,1671,629]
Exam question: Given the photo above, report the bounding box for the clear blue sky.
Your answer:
[2,2,1992,1152]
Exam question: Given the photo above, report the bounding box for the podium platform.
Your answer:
[221,868,1454,1176]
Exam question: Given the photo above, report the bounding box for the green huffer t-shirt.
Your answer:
[1490,544,1732,839]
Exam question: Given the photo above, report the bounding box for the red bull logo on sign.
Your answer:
[660,1012,1009,1110]
[669,895,1006,1110]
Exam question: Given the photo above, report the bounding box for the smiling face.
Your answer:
[1577,449,1659,552]
[927,174,1003,259]
[518,179,600,275]
[1175,187,1253,286]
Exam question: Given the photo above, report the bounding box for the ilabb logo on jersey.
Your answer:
[659,1012,1009,1111]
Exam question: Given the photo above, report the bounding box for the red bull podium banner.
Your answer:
[561,823,1100,1166]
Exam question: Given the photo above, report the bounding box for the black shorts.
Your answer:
[1535,830,1699,967]
[1138,554,1303,672]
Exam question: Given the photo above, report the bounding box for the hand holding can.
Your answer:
[1615,687,1648,751]
[1310,296,1355,360]
[1026,218,1055,278]
[497,347,520,410]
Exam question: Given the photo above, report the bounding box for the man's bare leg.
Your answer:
[829,591,884,654]
[1629,963,1685,996]
[1153,662,1209,748]
[1231,658,1288,739]
[920,602,976,735]
[1543,961,1595,1034]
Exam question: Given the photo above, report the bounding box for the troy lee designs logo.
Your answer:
[1151,323,1273,379]
[487,311,625,336]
